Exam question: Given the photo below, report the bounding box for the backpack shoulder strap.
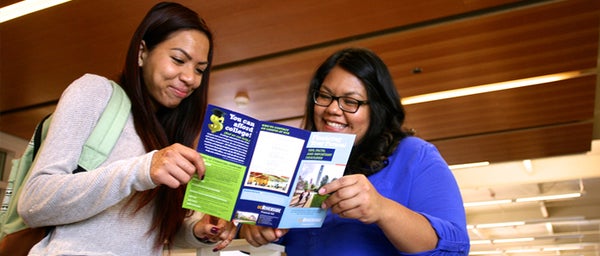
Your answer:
[32,114,53,157]
[77,81,131,171]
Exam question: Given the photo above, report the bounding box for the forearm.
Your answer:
[18,154,156,227]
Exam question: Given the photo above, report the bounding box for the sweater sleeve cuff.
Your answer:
[134,150,157,191]
[172,212,215,248]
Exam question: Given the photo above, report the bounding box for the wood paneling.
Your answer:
[0,0,598,166]
[0,0,21,8]
[432,122,594,165]
[404,75,597,140]
[199,0,522,65]
[1,1,599,252]
[0,0,520,113]
[0,106,56,140]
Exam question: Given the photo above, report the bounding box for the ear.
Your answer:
[138,40,147,67]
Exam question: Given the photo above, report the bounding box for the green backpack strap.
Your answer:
[78,81,131,171]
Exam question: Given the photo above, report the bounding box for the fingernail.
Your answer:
[213,248,220,252]
[210,227,219,234]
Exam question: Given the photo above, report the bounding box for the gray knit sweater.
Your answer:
[17,74,210,255]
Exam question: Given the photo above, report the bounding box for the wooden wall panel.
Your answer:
[0,1,148,112]
[198,0,521,65]
[0,0,519,113]
[369,0,600,96]
[207,0,598,124]
[2,1,598,251]
[0,106,57,140]
[209,48,332,121]
[432,122,594,165]
[0,0,21,8]
[404,75,597,140]
[0,0,598,169]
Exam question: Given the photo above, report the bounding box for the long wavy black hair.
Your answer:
[303,48,411,176]
[117,2,213,249]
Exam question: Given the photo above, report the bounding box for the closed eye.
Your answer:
[341,97,359,106]
[317,92,333,100]
[171,56,184,64]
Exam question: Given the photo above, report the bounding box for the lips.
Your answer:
[170,86,189,98]
[325,120,347,130]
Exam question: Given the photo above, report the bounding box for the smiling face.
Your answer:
[313,66,371,144]
[138,29,210,109]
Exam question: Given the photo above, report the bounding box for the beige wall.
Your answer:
[0,131,28,190]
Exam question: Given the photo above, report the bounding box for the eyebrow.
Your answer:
[171,48,209,65]
[320,85,366,98]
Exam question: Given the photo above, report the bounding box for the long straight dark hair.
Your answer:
[303,48,409,176]
[118,2,213,248]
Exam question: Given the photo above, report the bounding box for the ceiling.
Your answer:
[0,0,599,254]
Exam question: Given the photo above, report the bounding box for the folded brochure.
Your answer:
[182,104,355,228]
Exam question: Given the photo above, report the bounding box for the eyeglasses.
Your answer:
[313,91,368,113]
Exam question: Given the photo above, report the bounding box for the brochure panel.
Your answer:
[183,104,355,228]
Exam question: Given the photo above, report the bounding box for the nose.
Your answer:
[180,66,199,86]
[325,98,342,114]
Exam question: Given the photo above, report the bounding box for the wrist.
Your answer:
[193,222,216,244]
[194,233,216,244]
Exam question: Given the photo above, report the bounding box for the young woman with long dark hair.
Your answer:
[18,3,236,255]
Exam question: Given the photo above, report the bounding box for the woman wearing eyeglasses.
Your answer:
[240,47,470,255]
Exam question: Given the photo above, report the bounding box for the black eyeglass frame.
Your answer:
[312,91,369,113]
